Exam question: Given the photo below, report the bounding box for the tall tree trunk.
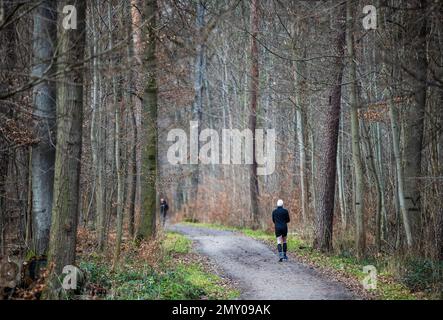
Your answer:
[362,122,384,253]
[375,122,388,239]
[131,0,144,226]
[124,0,137,238]
[346,0,366,258]
[337,115,347,231]
[291,21,308,224]
[30,0,57,256]
[310,130,316,217]
[378,0,414,248]
[129,113,137,238]
[26,147,33,245]
[110,2,124,267]
[90,2,106,250]
[47,0,86,284]
[136,0,158,240]
[402,0,428,249]
[313,2,346,252]
[296,108,307,224]
[0,0,17,256]
[104,10,116,244]
[389,95,413,247]
[113,97,123,265]
[249,0,260,228]
[190,1,205,219]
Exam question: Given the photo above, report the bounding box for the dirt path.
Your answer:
[169,224,356,300]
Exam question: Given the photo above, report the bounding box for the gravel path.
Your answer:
[169,224,356,300]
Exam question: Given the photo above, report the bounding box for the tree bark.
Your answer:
[337,114,347,231]
[346,0,365,258]
[402,0,428,248]
[249,0,260,228]
[110,2,124,266]
[189,1,205,220]
[389,95,413,247]
[90,1,106,250]
[136,0,158,240]
[375,122,388,240]
[0,0,17,256]
[124,0,136,239]
[378,0,415,249]
[291,21,308,224]
[30,0,57,256]
[362,122,384,253]
[313,2,346,253]
[47,0,86,282]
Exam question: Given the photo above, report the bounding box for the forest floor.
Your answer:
[72,228,239,300]
[169,223,357,300]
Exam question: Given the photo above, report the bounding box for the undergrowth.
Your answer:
[76,231,239,300]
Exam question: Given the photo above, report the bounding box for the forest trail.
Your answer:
[169,224,356,300]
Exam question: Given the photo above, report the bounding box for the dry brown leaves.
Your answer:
[13,261,53,300]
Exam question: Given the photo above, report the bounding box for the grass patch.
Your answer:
[163,232,192,254]
[77,231,239,300]
[184,222,438,300]
[176,264,239,300]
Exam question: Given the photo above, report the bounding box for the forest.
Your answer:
[0,0,442,300]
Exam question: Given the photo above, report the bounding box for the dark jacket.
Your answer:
[160,201,169,216]
[272,207,290,230]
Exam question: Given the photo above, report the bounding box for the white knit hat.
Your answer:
[277,199,283,207]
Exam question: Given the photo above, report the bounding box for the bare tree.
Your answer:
[47,0,86,286]
[401,0,428,249]
[0,0,17,256]
[346,0,365,258]
[249,0,259,228]
[189,0,206,219]
[313,2,346,252]
[137,0,158,240]
[30,0,57,256]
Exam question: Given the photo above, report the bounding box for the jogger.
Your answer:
[272,199,290,262]
[160,198,169,227]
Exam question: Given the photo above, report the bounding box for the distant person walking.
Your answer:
[160,198,169,227]
[272,199,290,262]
